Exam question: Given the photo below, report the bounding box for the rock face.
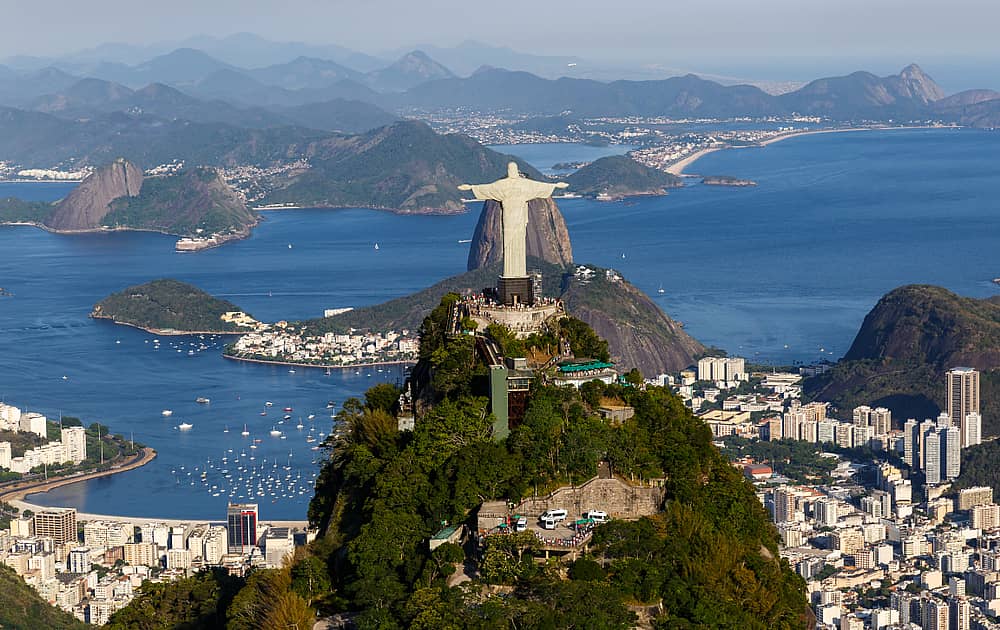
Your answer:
[45,158,142,231]
[467,197,573,271]
[561,265,704,375]
[894,64,946,103]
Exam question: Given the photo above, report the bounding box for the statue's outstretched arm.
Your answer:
[458,184,473,191]
[554,182,569,189]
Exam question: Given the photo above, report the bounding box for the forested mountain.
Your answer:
[260,120,542,213]
[805,285,1000,433]
[109,295,807,629]
[92,279,250,333]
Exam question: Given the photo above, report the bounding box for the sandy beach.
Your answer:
[665,146,726,175]
[667,125,955,176]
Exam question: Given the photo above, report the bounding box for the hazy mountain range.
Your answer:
[2,36,999,131]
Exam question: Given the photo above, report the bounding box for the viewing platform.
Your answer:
[459,292,564,338]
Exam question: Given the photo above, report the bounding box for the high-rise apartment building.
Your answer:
[958,486,993,511]
[947,367,980,447]
[227,503,258,554]
[33,508,77,545]
[60,426,87,464]
[964,412,982,448]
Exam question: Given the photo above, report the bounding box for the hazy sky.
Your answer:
[4,0,998,81]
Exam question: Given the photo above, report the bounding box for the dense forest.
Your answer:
[108,293,807,628]
[91,279,250,333]
[0,565,87,630]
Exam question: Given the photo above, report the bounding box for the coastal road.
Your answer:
[0,446,159,504]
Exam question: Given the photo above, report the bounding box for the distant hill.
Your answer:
[777,64,945,118]
[275,98,398,133]
[365,51,455,92]
[111,48,237,86]
[804,285,1000,433]
[30,79,290,128]
[45,158,143,230]
[262,119,544,213]
[245,56,362,90]
[565,155,683,198]
[392,40,583,78]
[92,278,250,334]
[104,166,256,237]
[391,64,957,121]
[0,159,256,238]
[0,106,329,167]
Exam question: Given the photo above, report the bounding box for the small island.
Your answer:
[564,155,683,200]
[91,279,260,335]
[702,175,758,187]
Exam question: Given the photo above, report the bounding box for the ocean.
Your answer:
[1,127,998,520]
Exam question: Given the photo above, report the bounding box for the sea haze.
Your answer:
[1,126,998,519]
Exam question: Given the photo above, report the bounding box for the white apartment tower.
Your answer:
[964,412,982,448]
[61,426,87,464]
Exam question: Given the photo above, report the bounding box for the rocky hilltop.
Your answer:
[561,265,704,375]
[805,285,1000,432]
[45,158,142,231]
[466,197,573,271]
[105,167,256,238]
[565,155,682,199]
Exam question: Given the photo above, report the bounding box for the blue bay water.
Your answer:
[0,127,998,519]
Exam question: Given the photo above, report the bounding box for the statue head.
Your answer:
[506,162,520,178]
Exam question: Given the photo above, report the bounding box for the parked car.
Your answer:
[540,508,568,522]
[584,510,608,523]
[541,517,557,530]
[515,516,527,532]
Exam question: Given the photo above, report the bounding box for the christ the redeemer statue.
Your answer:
[459,162,568,279]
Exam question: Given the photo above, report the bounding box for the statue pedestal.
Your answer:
[498,276,533,306]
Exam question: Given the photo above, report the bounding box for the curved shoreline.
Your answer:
[0,447,157,504]
[90,314,246,337]
[667,124,957,175]
[223,353,416,371]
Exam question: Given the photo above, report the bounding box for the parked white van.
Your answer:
[540,509,568,522]
[541,517,557,530]
[515,516,528,532]
[584,510,608,523]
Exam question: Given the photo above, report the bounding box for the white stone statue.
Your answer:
[459,162,568,278]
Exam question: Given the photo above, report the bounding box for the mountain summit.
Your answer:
[366,50,454,91]
[895,63,945,103]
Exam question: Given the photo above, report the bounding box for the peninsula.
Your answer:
[564,155,682,199]
[91,279,259,335]
[0,159,257,247]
